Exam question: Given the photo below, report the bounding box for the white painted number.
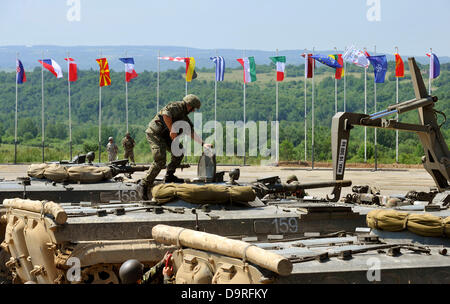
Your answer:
[272,218,298,234]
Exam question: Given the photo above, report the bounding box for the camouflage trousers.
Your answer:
[143,131,184,186]
[124,150,135,163]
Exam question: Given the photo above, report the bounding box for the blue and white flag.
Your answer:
[210,56,225,81]
[426,53,440,79]
[368,55,388,83]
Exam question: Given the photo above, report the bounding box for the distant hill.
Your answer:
[1,45,449,72]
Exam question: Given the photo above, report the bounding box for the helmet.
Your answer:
[286,175,298,184]
[119,259,144,284]
[86,151,95,163]
[183,94,201,109]
[108,137,113,141]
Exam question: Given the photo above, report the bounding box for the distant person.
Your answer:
[106,137,118,162]
[122,132,136,165]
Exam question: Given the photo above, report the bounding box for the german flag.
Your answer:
[96,58,111,87]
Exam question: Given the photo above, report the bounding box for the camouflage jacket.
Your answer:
[141,259,172,284]
[146,101,194,135]
[122,137,135,151]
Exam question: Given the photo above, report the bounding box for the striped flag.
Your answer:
[159,56,197,81]
[237,57,257,83]
[64,57,78,82]
[426,52,440,79]
[394,53,404,78]
[301,53,315,79]
[210,56,225,81]
[119,57,138,82]
[269,56,286,82]
[158,56,186,62]
[16,59,26,84]
[330,54,345,79]
[38,59,63,78]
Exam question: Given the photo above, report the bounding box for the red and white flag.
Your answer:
[64,58,78,82]
[301,53,315,79]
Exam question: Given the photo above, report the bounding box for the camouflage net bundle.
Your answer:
[27,163,113,183]
[151,183,256,205]
[367,209,450,238]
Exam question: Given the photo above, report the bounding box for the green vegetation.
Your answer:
[0,61,448,164]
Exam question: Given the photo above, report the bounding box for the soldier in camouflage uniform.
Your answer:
[106,137,118,162]
[122,132,136,165]
[141,94,212,197]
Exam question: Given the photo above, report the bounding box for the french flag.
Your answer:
[119,57,138,82]
[38,59,63,78]
[64,57,78,82]
[426,53,440,79]
[16,59,26,84]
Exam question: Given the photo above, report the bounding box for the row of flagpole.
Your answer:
[13,46,440,166]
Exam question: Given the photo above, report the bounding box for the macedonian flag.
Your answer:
[96,57,111,87]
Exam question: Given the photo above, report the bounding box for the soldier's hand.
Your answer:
[203,143,213,149]
[170,132,178,140]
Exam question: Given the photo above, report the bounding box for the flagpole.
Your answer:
[364,47,368,163]
[374,45,378,171]
[334,47,338,114]
[67,51,72,161]
[157,49,160,112]
[41,50,45,163]
[304,48,307,162]
[275,48,279,166]
[125,51,129,133]
[243,49,246,166]
[429,48,433,94]
[311,47,315,170]
[395,46,399,163]
[14,52,18,164]
[98,49,102,163]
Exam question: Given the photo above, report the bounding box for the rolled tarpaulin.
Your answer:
[152,224,292,276]
[67,166,113,183]
[3,198,67,225]
[366,209,409,232]
[27,163,49,179]
[444,217,450,237]
[151,183,256,205]
[407,213,444,237]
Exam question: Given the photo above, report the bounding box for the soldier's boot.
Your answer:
[164,171,184,183]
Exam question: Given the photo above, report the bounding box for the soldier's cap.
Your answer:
[286,175,298,183]
[183,94,201,109]
[108,137,113,141]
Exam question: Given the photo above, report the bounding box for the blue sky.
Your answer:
[1,0,449,55]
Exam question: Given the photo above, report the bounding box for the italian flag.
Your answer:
[237,56,257,83]
[270,56,286,81]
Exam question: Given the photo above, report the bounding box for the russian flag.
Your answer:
[119,57,138,82]
[38,59,63,78]
[64,57,78,82]
[16,59,26,84]
[426,53,440,79]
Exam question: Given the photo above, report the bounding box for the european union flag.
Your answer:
[368,55,388,83]
[310,54,342,69]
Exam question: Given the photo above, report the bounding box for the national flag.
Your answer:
[301,53,315,79]
[64,57,78,82]
[394,53,404,78]
[119,57,138,82]
[426,53,440,79]
[159,56,197,81]
[368,55,388,83]
[158,56,186,62]
[237,57,257,83]
[343,46,370,68]
[330,54,345,79]
[311,54,342,69]
[269,56,286,82]
[185,57,197,82]
[210,56,225,81]
[16,59,26,84]
[96,58,111,87]
[38,59,63,78]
